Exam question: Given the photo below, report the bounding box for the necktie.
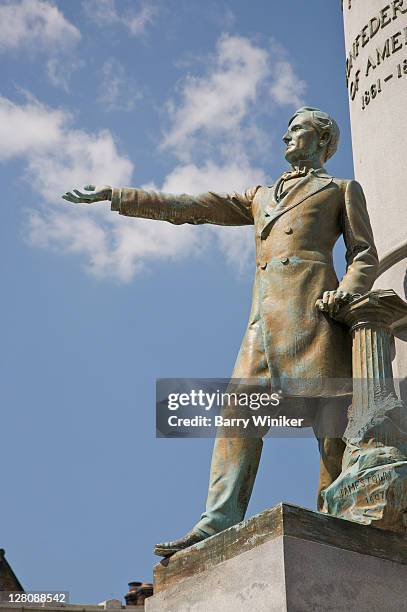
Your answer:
[281,167,309,181]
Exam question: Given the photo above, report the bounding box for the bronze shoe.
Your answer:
[154,529,209,557]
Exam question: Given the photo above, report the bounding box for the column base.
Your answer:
[322,440,407,532]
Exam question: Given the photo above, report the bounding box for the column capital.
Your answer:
[336,290,407,332]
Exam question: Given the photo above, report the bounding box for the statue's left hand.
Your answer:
[315,290,352,317]
[62,184,112,204]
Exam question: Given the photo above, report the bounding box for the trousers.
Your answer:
[193,396,347,536]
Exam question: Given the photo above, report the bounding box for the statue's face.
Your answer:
[283,114,320,164]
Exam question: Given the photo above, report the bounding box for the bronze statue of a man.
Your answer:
[63,107,378,556]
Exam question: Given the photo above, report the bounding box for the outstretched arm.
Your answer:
[62,185,259,227]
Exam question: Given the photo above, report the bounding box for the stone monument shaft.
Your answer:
[342,0,407,380]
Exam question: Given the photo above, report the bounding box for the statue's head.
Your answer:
[283,107,340,166]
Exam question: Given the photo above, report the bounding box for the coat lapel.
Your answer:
[261,170,333,238]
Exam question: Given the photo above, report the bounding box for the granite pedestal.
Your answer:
[146,502,407,611]
[342,1,407,383]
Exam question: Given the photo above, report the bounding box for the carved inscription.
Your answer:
[345,1,407,110]
[338,470,393,500]
[343,0,354,10]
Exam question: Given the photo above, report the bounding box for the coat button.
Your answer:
[284,226,293,234]
[260,262,267,269]
[280,257,289,264]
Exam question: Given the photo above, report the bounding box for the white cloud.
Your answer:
[0,0,80,53]
[163,35,306,163]
[0,95,132,189]
[0,1,83,91]
[0,95,66,159]
[2,33,307,282]
[126,2,157,36]
[98,59,143,112]
[269,59,306,108]
[28,205,200,282]
[27,128,133,200]
[82,0,117,24]
[163,34,269,160]
[104,218,198,281]
[161,159,263,196]
[83,0,157,37]
[46,57,85,93]
[0,93,199,282]
[159,34,305,271]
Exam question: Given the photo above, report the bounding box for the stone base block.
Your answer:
[146,502,407,611]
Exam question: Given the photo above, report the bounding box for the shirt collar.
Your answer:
[281,166,331,180]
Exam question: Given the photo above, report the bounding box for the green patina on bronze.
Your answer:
[322,290,407,533]
[62,108,380,554]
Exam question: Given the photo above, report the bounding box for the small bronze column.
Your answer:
[322,290,407,533]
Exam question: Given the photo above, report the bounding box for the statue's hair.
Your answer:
[288,107,340,162]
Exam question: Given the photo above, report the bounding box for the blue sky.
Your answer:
[0,0,353,603]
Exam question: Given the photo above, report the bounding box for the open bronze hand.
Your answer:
[62,184,112,204]
[315,289,353,317]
